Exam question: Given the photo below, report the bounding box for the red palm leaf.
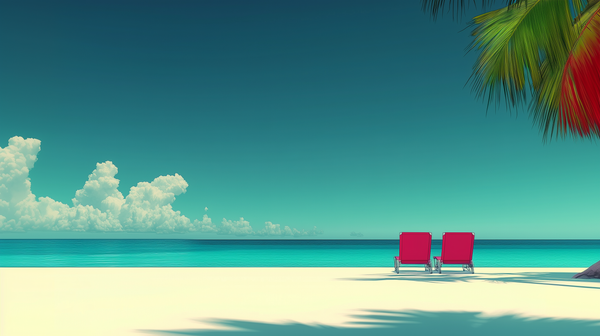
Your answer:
[559,7,600,138]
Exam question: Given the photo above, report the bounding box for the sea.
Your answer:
[1,239,599,267]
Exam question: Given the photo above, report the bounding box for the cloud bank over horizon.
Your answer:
[0,136,322,237]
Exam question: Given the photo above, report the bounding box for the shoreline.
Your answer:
[1,267,599,335]
[0,267,596,270]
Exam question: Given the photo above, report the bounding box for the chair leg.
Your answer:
[463,264,474,273]
[394,258,399,274]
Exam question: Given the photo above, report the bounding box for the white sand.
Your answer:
[1,267,599,335]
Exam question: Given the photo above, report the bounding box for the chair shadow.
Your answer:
[339,269,600,290]
[139,309,600,335]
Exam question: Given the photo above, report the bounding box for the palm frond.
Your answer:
[530,0,600,140]
[424,0,600,140]
[421,0,516,20]
[571,0,589,16]
[574,0,600,28]
[558,6,600,138]
[468,0,576,114]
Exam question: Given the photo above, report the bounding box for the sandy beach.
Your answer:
[1,267,599,335]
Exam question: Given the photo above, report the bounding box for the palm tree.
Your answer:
[421,0,600,278]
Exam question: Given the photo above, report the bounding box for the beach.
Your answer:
[1,267,599,335]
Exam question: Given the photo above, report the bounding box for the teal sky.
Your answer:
[1,0,598,239]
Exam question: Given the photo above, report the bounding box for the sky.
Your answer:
[0,0,599,239]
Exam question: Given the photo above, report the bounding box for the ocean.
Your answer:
[1,239,599,267]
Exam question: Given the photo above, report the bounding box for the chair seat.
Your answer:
[395,257,431,264]
[434,256,472,264]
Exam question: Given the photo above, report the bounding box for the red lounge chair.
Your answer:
[433,232,475,274]
[394,232,432,274]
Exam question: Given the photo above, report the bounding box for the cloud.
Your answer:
[117,174,193,233]
[193,214,217,233]
[350,231,364,237]
[0,136,193,233]
[72,161,124,212]
[0,136,323,237]
[219,217,254,236]
[257,221,294,236]
[254,221,324,237]
[193,217,324,237]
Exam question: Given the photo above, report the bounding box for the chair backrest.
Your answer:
[399,232,432,263]
[440,232,474,263]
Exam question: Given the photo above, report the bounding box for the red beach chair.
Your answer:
[433,232,475,274]
[394,232,432,274]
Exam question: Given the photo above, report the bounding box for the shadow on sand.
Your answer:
[140,309,600,335]
[338,269,600,290]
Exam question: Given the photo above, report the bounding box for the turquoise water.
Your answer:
[0,239,599,267]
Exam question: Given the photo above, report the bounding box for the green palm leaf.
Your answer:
[468,0,576,110]
[423,0,600,140]
[530,1,600,139]
[421,0,516,20]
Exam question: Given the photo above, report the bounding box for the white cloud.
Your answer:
[117,174,194,233]
[194,217,324,237]
[193,214,217,233]
[257,221,288,236]
[0,136,193,233]
[250,221,324,237]
[219,217,254,236]
[256,221,305,236]
[0,136,323,237]
[72,161,124,212]
[296,226,324,236]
